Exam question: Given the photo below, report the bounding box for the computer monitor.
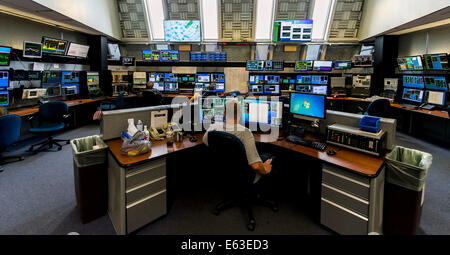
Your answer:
[296,85,328,95]
[23,41,42,58]
[42,71,62,84]
[290,92,326,119]
[153,82,165,91]
[196,74,210,83]
[0,90,9,106]
[190,52,208,62]
[41,37,68,55]
[246,60,265,71]
[66,42,89,58]
[334,60,352,70]
[265,60,284,71]
[273,20,313,42]
[424,91,446,106]
[211,73,225,83]
[295,60,314,71]
[264,85,280,94]
[142,50,153,61]
[164,82,178,92]
[200,97,228,124]
[152,51,160,61]
[249,85,264,94]
[423,53,449,70]
[313,61,333,71]
[242,99,283,126]
[61,71,80,83]
[12,70,27,80]
[265,75,280,85]
[424,76,448,91]
[296,75,312,84]
[208,52,226,62]
[403,76,424,89]
[214,83,225,92]
[27,71,41,80]
[164,73,178,82]
[397,56,423,71]
[195,83,204,92]
[402,88,424,103]
[311,75,328,85]
[160,50,179,61]
[249,75,265,85]
[148,73,164,82]
[0,46,12,66]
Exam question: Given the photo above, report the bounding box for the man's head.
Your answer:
[147,81,154,89]
[224,99,242,123]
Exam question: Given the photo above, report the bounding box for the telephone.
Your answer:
[149,122,182,140]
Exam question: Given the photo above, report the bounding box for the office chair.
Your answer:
[101,91,125,110]
[142,89,163,106]
[358,98,392,118]
[206,131,278,231]
[0,114,24,172]
[27,101,71,154]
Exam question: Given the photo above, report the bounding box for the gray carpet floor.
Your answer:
[0,124,448,235]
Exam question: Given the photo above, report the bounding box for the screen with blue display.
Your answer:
[249,85,263,94]
[164,73,178,82]
[334,61,352,70]
[311,75,328,85]
[403,76,424,89]
[164,82,178,92]
[0,90,9,106]
[246,60,265,71]
[402,88,423,103]
[211,73,225,83]
[160,50,179,61]
[142,50,153,61]
[290,92,326,119]
[148,73,164,82]
[164,20,201,42]
[296,75,312,84]
[423,54,449,70]
[397,56,423,71]
[61,71,79,83]
[264,85,280,94]
[0,71,9,87]
[196,74,210,83]
[0,46,12,66]
[265,75,280,85]
[208,52,226,62]
[191,52,208,62]
[242,99,283,126]
[424,76,448,91]
[42,71,61,84]
[273,20,313,42]
[313,61,333,71]
[249,75,265,84]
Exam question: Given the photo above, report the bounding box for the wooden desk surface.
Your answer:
[106,132,384,177]
[9,97,106,116]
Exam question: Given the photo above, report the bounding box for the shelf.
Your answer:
[10,49,90,66]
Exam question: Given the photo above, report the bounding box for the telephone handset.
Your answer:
[149,122,182,140]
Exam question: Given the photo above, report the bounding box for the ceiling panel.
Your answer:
[275,0,310,20]
[166,0,199,20]
[329,0,364,40]
[219,0,256,42]
[117,0,149,41]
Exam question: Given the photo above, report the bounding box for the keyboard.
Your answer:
[286,135,327,151]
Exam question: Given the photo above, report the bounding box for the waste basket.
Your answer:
[71,135,108,224]
[383,146,432,235]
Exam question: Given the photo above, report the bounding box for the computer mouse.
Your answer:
[327,150,336,156]
[189,137,198,142]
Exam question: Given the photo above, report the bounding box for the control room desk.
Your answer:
[106,132,386,235]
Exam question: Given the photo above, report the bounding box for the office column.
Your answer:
[88,35,111,96]
[373,36,399,96]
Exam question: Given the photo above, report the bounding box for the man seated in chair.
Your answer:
[202,99,273,183]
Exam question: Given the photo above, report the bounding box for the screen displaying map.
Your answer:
[164,20,201,42]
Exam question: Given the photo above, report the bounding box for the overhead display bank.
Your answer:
[273,20,313,42]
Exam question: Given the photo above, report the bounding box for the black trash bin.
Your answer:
[71,135,108,224]
[383,146,432,235]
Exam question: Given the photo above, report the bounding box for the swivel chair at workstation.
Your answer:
[0,114,25,172]
[358,98,392,118]
[27,101,71,154]
[100,91,125,111]
[142,89,163,106]
[206,131,278,231]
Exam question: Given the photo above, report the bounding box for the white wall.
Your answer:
[32,0,122,40]
[398,25,450,56]
[359,0,450,40]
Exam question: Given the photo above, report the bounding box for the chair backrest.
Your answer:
[39,101,69,122]
[0,114,21,148]
[142,89,163,106]
[367,99,391,118]
[115,91,125,109]
[206,131,255,189]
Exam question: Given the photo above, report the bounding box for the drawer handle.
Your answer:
[126,176,166,193]
[126,189,166,209]
[322,198,368,221]
[322,183,369,204]
[126,163,165,178]
[323,169,370,188]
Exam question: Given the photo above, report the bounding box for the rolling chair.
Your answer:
[142,89,163,106]
[27,101,71,154]
[206,131,278,231]
[0,114,25,172]
[358,98,392,118]
[101,91,125,110]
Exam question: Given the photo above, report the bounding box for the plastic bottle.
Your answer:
[143,125,150,141]
[136,120,144,132]
[127,118,138,136]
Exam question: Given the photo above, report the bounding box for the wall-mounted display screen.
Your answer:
[0,46,12,66]
[265,60,284,71]
[196,74,211,83]
[208,52,226,62]
[23,42,42,58]
[311,75,328,85]
[402,88,424,103]
[66,43,89,58]
[190,52,208,62]
[249,75,265,85]
[61,71,80,83]
[273,20,313,42]
[296,85,328,95]
[264,85,280,94]
[246,60,265,71]
[0,70,9,87]
[424,76,448,91]
[403,76,424,89]
[142,50,153,61]
[334,60,352,70]
[296,75,312,84]
[211,73,225,83]
[249,85,264,94]
[164,20,201,42]
[41,37,68,55]
[397,56,424,71]
[423,53,449,70]
[313,61,333,71]
[148,73,164,82]
[160,50,179,61]
[295,60,314,71]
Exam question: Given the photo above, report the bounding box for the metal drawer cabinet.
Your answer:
[126,190,167,233]
[322,168,370,200]
[321,198,368,235]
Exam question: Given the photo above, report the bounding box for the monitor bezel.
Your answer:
[289,91,327,120]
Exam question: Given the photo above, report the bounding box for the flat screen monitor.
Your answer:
[211,73,225,83]
[13,70,27,80]
[152,51,160,61]
[0,46,12,66]
[200,97,228,123]
[424,91,446,106]
[214,83,225,92]
[296,75,312,84]
[164,73,178,82]
[164,82,178,92]
[424,76,448,91]
[402,88,424,103]
[66,42,89,58]
[273,20,313,42]
[242,99,283,126]
[160,50,179,61]
[27,71,40,80]
[190,52,207,62]
[296,85,327,95]
[313,61,333,71]
[290,92,326,119]
[249,75,265,85]
[246,60,264,71]
[208,52,226,62]
[164,20,201,42]
[42,71,61,84]
[295,60,314,71]
[403,76,424,89]
[23,41,42,58]
[397,56,423,71]
[265,60,284,71]
[334,60,352,70]
[196,74,210,83]
[0,90,9,106]
[249,85,264,94]
[142,50,153,61]
[61,71,79,83]
[423,53,449,70]
[153,82,165,91]
[62,84,79,95]
[265,75,280,85]
[311,75,328,85]
[41,37,68,55]
[264,85,280,94]
[148,73,164,82]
